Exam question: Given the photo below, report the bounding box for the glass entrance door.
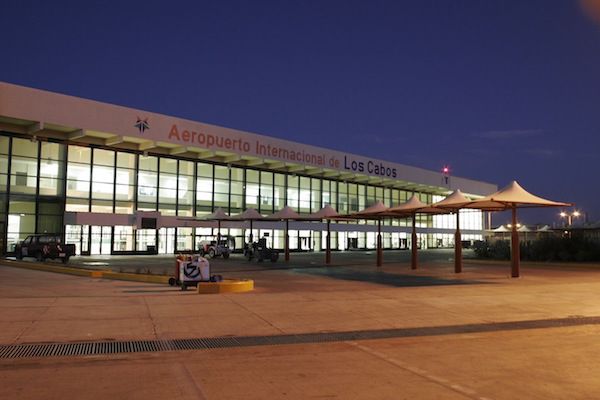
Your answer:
[158,227,175,254]
[90,226,112,255]
[299,230,312,251]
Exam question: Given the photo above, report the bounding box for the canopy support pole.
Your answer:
[376,219,382,267]
[411,213,418,270]
[217,220,221,244]
[455,211,462,273]
[249,220,253,244]
[511,206,520,278]
[325,219,331,265]
[285,219,290,262]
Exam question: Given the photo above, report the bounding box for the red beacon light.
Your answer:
[442,166,450,185]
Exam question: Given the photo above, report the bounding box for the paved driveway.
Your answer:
[2,258,600,399]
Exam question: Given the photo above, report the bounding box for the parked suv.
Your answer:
[14,235,76,263]
[199,239,231,259]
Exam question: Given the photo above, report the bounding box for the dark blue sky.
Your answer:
[2,0,599,225]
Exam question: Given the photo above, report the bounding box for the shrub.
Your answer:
[474,240,510,260]
[476,236,600,262]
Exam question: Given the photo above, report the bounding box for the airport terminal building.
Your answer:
[0,82,496,256]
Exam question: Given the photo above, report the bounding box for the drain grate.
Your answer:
[2,315,600,360]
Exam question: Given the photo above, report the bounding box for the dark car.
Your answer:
[14,235,76,263]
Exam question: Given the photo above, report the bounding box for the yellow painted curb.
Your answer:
[197,279,254,294]
[2,260,95,277]
[102,271,170,284]
[2,260,169,284]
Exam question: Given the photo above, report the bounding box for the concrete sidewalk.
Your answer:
[2,259,600,399]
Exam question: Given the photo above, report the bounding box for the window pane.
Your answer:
[39,143,65,196]
[179,160,194,176]
[196,177,212,211]
[178,175,193,203]
[178,174,194,216]
[160,157,177,174]
[260,171,273,211]
[299,177,310,212]
[67,163,90,198]
[115,182,134,201]
[274,185,285,209]
[92,165,114,199]
[10,156,38,194]
[214,176,229,209]
[94,149,114,166]
[41,142,64,161]
[246,169,259,183]
[0,142,7,190]
[66,197,89,212]
[231,167,243,183]
[214,192,228,208]
[231,180,243,196]
[91,199,113,213]
[0,136,8,154]
[139,155,157,171]
[115,201,134,214]
[245,183,259,208]
[116,152,136,169]
[197,163,212,178]
[274,173,285,186]
[230,194,243,212]
[68,145,90,163]
[7,198,36,251]
[114,226,134,251]
[138,170,157,204]
[214,165,228,180]
[116,169,134,186]
[12,138,38,158]
[38,215,62,234]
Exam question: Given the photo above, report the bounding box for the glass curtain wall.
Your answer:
[0,132,483,254]
[115,152,136,214]
[138,155,158,211]
[91,148,115,213]
[0,137,7,254]
[3,137,68,251]
[178,160,194,216]
[7,138,38,251]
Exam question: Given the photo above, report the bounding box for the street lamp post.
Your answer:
[560,210,581,227]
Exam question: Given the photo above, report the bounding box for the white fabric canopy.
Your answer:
[431,189,472,210]
[268,206,301,220]
[466,181,571,210]
[306,205,339,220]
[356,200,388,215]
[340,200,390,219]
[388,194,447,215]
[200,207,231,220]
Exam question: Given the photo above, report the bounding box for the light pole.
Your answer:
[507,223,522,242]
[560,210,581,227]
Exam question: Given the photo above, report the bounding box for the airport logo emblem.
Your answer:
[183,263,200,279]
[134,117,149,134]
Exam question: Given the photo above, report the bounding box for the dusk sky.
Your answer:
[2,0,599,226]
